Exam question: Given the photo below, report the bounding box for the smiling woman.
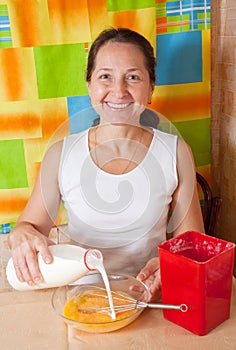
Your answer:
[86,29,154,126]
[87,41,152,125]
[8,28,204,303]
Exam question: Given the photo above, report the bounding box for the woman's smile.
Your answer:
[106,102,132,110]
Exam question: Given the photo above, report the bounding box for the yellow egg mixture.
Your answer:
[64,289,137,323]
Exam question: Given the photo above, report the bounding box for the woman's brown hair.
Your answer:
[86,28,156,85]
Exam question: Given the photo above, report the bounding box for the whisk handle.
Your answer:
[141,302,188,312]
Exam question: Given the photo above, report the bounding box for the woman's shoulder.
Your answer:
[44,130,89,158]
[63,129,89,146]
[45,139,64,155]
[176,137,193,159]
[41,140,64,167]
[152,128,178,146]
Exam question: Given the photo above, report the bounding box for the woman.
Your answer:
[8,28,204,301]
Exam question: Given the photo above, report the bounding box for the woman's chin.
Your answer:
[102,112,139,125]
[107,118,137,126]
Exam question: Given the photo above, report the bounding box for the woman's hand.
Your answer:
[8,222,55,286]
[136,257,162,302]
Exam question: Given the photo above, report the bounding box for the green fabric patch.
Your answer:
[173,118,210,167]
[107,0,155,11]
[0,30,11,36]
[34,44,88,99]
[0,140,28,189]
[0,41,12,48]
[156,3,166,17]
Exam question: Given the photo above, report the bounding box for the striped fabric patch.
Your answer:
[156,0,211,34]
[0,4,12,48]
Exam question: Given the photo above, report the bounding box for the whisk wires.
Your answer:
[75,286,141,314]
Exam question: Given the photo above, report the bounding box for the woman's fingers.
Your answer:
[25,249,43,284]
[23,238,53,284]
[12,245,41,285]
[13,256,36,286]
[13,261,25,283]
[36,237,54,264]
[136,257,160,281]
[136,257,162,302]
[9,227,55,285]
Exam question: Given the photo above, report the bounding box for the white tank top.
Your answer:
[58,128,178,275]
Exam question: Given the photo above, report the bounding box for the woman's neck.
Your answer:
[94,122,143,142]
[88,123,154,175]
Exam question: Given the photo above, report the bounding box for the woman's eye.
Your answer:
[127,75,140,81]
[100,74,110,79]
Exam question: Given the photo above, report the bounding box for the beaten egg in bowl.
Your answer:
[52,273,149,333]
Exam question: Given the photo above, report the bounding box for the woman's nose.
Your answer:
[111,79,128,97]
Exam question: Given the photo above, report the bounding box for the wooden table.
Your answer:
[0,280,235,350]
[1,234,236,350]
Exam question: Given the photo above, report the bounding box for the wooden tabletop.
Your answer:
[1,233,236,350]
[0,280,235,350]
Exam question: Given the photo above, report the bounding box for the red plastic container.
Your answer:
[158,231,235,335]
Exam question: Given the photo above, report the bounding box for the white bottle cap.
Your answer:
[84,249,103,270]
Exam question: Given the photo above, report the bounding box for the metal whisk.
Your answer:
[76,286,188,314]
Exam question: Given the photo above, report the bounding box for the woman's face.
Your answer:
[87,41,154,124]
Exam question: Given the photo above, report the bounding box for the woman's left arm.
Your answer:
[168,138,205,236]
[137,138,205,301]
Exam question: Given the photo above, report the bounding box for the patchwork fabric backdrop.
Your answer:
[0,0,211,232]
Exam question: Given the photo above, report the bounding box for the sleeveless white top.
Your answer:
[58,128,178,275]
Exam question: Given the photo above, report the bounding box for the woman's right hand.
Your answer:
[8,222,55,286]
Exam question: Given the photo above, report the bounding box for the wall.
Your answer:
[211,0,236,247]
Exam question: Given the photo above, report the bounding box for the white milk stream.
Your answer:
[83,248,116,320]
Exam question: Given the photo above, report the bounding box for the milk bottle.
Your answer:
[6,244,103,291]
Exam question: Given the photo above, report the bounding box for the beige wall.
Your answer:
[211,0,236,248]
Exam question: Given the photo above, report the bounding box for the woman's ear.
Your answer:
[86,82,91,94]
[148,85,154,104]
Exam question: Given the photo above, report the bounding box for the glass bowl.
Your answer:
[51,272,149,333]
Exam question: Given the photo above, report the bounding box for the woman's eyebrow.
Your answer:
[96,68,142,73]
[126,68,142,72]
[96,68,113,72]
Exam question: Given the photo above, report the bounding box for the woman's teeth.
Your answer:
[107,102,130,109]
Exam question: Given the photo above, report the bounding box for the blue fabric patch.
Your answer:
[67,96,98,134]
[155,31,202,85]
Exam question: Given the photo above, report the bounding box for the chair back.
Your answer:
[196,172,222,236]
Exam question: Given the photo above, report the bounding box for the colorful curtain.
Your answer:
[0,0,211,232]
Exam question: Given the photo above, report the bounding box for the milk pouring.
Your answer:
[6,244,116,319]
[6,244,103,291]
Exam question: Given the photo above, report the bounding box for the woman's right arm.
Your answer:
[8,140,63,286]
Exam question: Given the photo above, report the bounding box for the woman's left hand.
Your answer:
[136,257,162,302]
